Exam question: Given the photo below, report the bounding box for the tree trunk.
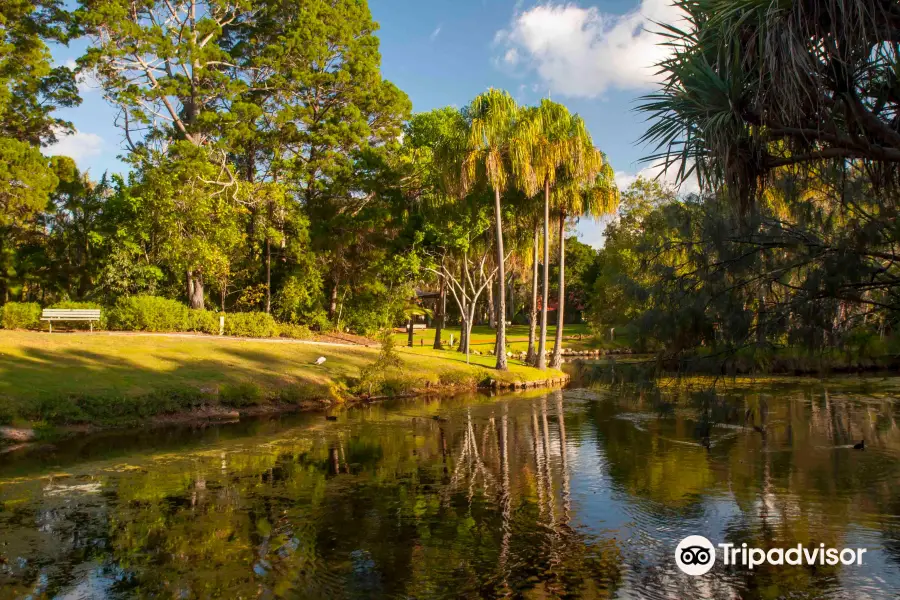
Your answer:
[187,269,204,309]
[407,318,414,347]
[537,179,551,370]
[550,212,566,368]
[265,237,272,314]
[487,276,496,329]
[756,288,766,347]
[328,279,339,319]
[493,188,508,371]
[433,273,446,349]
[526,223,539,364]
[507,271,515,323]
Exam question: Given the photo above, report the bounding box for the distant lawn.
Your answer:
[0,330,565,427]
[392,323,596,352]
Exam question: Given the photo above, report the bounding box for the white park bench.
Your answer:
[41,308,101,333]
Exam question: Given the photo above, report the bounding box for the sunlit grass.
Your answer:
[391,323,600,352]
[0,330,566,426]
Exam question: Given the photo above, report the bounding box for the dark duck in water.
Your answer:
[853,440,865,450]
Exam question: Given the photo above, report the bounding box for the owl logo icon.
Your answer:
[675,535,716,576]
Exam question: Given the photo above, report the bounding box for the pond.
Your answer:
[2,378,900,599]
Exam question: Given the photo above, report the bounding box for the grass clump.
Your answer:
[219,382,266,407]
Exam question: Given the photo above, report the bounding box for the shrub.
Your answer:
[438,371,478,388]
[187,309,221,335]
[107,295,188,332]
[1,302,42,330]
[224,311,279,338]
[47,301,107,330]
[219,382,265,407]
[279,322,313,340]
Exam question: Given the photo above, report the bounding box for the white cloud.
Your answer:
[614,161,701,196]
[430,25,442,41]
[495,0,687,98]
[45,129,105,168]
[64,58,100,94]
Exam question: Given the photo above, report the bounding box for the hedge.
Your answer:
[0,302,41,330]
[107,296,189,332]
[224,311,279,338]
[2,295,310,340]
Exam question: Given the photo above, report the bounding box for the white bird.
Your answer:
[314,356,326,365]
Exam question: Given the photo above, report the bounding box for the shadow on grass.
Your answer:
[0,340,378,426]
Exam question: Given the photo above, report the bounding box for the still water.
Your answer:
[2,379,900,599]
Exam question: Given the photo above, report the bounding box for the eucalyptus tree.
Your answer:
[78,0,253,307]
[460,89,524,370]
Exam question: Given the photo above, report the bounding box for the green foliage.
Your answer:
[187,310,221,335]
[273,272,324,325]
[219,382,265,407]
[0,302,41,330]
[28,388,208,425]
[107,295,189,332]
[0,0,79,146]
[278,322,313,340]
[224,311,279,338]
[356,329,404,396]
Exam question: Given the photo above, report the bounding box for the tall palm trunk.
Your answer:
[550,212,566,368]
[526,223,539,364]
[493,187,508,371]
[537,178,550,370]
[487,275,496,328]
[433,270,445,349]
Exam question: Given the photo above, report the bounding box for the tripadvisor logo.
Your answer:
[675,536,716,575]
[675,535,868,576]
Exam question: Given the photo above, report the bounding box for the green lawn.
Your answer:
[392,323,598,352]
[0,330,565,427]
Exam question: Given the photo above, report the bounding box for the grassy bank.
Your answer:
[0,330,565,431]
[393,323,611,353]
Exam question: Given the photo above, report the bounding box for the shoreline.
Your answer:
[0,374,571,447]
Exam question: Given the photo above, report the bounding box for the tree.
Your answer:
[639,0,900,209]
[0,0,79,145]
[518,101,600,369]
[461,89,523,371]
[549,159,618,368]
[130,142,245,309]
[0,139,58,301]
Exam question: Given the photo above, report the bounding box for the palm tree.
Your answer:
[520,100,592,369]
[549,157,618,368]
[461,89,523,371]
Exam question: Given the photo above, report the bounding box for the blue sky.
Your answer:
[48,0,687,246]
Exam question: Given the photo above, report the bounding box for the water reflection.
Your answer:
[1,380,900,598]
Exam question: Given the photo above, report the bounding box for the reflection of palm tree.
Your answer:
[532,404,547,518]
[498,403,512,594]
[541,396,557,527]
[555,391,571,525]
